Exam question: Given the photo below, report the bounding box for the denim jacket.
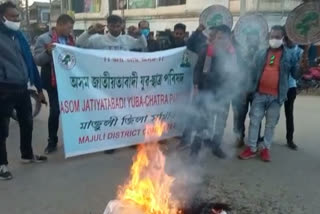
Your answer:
[252,47,301,104]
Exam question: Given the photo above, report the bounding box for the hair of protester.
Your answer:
[56,14,74,25]
[107,15,123,24]
[174,23,186,32]
[271,25,285,37]
[138,20,149,28]
[215,24,232,36]
[0,1,16,16]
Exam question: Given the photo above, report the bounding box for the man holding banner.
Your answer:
[34,14,76,154]
[77,15,147,51]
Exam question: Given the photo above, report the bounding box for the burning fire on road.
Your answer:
[103,119,230,214]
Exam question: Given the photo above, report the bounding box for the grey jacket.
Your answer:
[0,30,29,91]
[34,31,53,90]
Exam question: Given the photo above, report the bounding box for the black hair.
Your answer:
[174,23,186,32]
[0,1,16,16]
[138,20,149,28]
[215,24,232,36]
[271,25,285,37]
[56,14,74,25]
[107,15,123,25]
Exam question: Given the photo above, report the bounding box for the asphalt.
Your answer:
[0,95,319,214]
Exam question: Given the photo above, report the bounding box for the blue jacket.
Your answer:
[253,47,301,104]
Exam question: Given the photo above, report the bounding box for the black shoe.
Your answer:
[236,138,245,148]
[21,155,48,164]
[104,149,115,154]
[44,145,58,154]
[287,141,298,150]
[212,146,227,159]
[190,137,202,156]
[203,139,213,148]
[0,165,13,180]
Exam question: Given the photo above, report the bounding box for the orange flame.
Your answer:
[117,118,178,214]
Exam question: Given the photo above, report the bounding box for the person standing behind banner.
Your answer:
[167,23,187,49]
[77,15,147,51]
[283,33,304,150]
[0,2,47,180]
[34,14,75,154]
[76,15,147,154]
[138,20,160,52]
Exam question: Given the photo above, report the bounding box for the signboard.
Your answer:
[200,5,233,36]
[52,45,192,157]
[286,2,320,45]
[234,13,269,48]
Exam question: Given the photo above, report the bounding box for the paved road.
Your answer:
[0,96,319,214]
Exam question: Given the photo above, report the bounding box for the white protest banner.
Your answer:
[52,44,193,157]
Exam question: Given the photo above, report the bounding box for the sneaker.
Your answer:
[21,155,48,164]
[0,165,13,180]
[239,147,257,160]
[287,141,298,150]
[260,148,271,162]
[212,146,227,159]
[44,144,58,154]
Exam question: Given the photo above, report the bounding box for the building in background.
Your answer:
[61,0,303,35]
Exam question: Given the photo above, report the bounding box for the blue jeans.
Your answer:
[247,93,281,152]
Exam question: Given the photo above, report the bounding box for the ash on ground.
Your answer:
[185,176,307,214]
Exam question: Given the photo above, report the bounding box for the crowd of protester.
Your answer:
[0,1,315,180]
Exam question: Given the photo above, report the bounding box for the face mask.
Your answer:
[269,38,283,49]
[140,29,150,37]
[3,17,20,31]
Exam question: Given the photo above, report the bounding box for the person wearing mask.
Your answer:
[77,15,147,51]
[283,33,304,150]
[138,20,160,52]
[0,2,47,180]
[239,26,308,162]
[191,25,242,159]
[34,14,75,154]
[168,23,187,49]
[77,15,147,154]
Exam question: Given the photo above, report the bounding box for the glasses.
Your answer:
[269,55,275,65]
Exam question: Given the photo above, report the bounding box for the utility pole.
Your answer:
[240,0,246,16]
[49,0,52,27]
[25,0,29,28]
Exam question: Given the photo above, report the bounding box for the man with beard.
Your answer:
[168,23,187,49]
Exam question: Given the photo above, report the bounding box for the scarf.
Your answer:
[50,30,75,87]
[203,43,236,73]
[0,23,42,90]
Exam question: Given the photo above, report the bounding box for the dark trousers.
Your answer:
[47,88,60,146]
[284,88,296,142]
[0,90,34,165]
[192,92,230,151]
[233,93,262,140]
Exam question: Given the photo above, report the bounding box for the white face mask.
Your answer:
[3,17,20,31]
[269,38,283,49]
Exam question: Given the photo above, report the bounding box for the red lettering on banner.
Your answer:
[60,100,80,114]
